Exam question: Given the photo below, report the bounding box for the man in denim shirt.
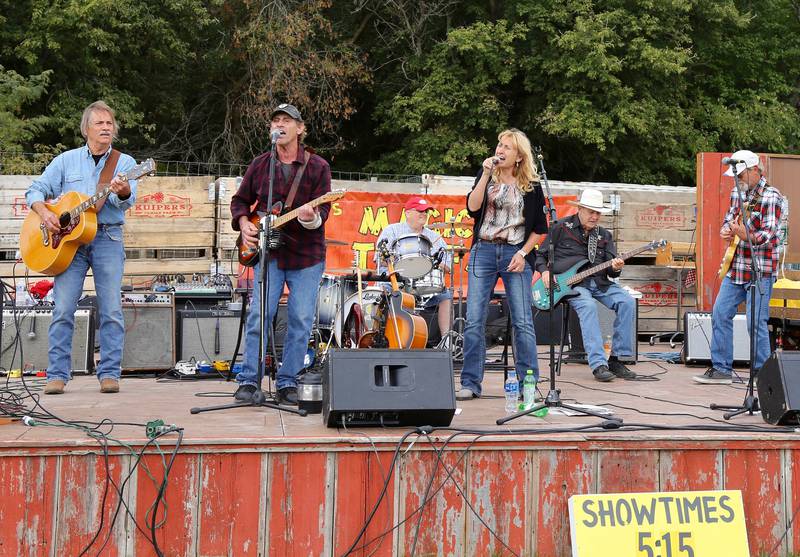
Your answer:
[25,101,137,395]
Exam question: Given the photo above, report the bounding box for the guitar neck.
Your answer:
[566,244,653,286]
[272,194,335,228]
[68,185,114,220]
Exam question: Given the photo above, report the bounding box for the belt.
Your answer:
[97,223,123,229]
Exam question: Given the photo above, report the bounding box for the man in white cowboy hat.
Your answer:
[693,150,784,385]
[534,189,637,382]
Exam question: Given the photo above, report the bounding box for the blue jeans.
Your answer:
[711,276,774,373]
[49,225,125,382]
[566,280,636,371]
[460,241,538,396]
[238,259,324,390]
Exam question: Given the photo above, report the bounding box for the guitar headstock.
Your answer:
[650,239,668,251]
[123,158,156,181]
[323,189,346,203]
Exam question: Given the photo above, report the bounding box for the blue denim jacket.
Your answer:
[25,145,138,224]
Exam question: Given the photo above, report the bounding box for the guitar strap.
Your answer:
[94,149,120,213]
[284,151,312,210]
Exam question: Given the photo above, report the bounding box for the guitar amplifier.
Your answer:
[177,308,244,362]
[1,307,94,373]
[683,312,750,365]
[121,293,175,371]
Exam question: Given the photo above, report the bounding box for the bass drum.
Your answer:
[333,287,385,346]
[316,275,356,330]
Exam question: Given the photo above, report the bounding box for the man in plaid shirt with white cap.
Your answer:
[693,150,784,384]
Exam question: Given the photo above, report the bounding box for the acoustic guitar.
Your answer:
[237,189,345,267]
[531,239,667,311]
[19,158,156,275]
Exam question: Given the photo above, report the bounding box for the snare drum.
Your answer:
[410,268,445,296]
[315,275,356,330]
[390,234,433,279]
[333,287,385,345]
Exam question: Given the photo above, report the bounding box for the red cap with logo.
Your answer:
[404,196,435,212]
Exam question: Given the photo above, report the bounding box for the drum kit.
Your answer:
[314,221,472,356]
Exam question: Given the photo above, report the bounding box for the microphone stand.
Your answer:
[710,165,763,420]
[192,133,305,417]
[498,147,614,425]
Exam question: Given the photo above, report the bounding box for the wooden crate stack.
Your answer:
[0,175,216,292]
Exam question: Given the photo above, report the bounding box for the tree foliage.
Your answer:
[1,0,799,185]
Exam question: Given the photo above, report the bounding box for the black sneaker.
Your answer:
[592,365,615,382]
[277,386,298,405]
[234,384,258,402]
[692,368,732,385]
[608,358,636,379]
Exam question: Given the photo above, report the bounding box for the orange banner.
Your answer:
[321,191,577,292]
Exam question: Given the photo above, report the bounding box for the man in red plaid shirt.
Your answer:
[230,103,332,404]
[694,150,784,384]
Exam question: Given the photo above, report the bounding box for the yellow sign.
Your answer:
[569,490,749,557]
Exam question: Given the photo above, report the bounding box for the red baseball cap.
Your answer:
[404,196,435,212]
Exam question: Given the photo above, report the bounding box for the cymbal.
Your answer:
[428,221,473,230]
[325,239,349,246]
[444,244,470,253]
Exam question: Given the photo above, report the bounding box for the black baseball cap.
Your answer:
[270,103,303,122]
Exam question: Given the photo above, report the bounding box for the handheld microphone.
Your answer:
[28,313,36,339]
[270,130,282,143]
[721,157,745,165]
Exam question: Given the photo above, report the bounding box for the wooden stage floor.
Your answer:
[2,345,800,557]
[0,345,795,445]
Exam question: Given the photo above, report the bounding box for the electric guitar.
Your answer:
[19,158,156,275]
[237,189,345,267]
[531,239,667,310]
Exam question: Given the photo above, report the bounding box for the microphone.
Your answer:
[433,249,445,269]
[721,157,745,165]
[270,130,282,143]
[28,313,36,339]
[214,317,220,355]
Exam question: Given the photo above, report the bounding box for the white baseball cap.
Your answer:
[723,150,760,177]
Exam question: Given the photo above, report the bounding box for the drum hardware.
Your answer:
[324,239,349,246]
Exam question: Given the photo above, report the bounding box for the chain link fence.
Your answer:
[0,150,422,183]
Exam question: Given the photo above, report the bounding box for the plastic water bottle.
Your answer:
[504,373,519,413]
[522,369,536,410]
[15,281,28,306]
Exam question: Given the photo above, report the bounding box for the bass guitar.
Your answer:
[237,189,345,267]
[531,239,667,311]
[19,158,156,275]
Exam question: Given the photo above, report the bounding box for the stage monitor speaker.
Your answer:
[177,308,244,362]
[683,312,750,365]
[323,349,455,427]
[121,295,175,371]
[565,298,639,364]
[1,307,94,373]
[757,351,800,425]
[533,304,567,346]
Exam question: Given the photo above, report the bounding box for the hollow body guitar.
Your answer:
[19,159,156,275]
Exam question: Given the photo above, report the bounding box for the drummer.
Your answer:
[374,196,453,339]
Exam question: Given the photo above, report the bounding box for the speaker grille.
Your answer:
[122,303,175,370]
[1,307,94,373]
